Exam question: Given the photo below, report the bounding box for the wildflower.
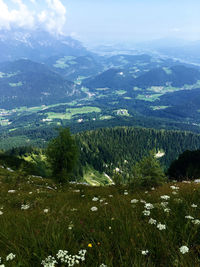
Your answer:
[29,192,33,194]
[145,191,148,194]
[6,253,16,261]
[88,243,92,248]
[172,191,178,195]
[191,204,197,208]
[44,209,49,213]
[160,195,170,200]
[56,249,86,265]
[68,221,74,230]
[145,203,154,210]
[21,204,30,210]
[8,190,16,193]
[109,195,113,198]
[140,199,146,203]
[148,218,157,225]
[143,210,150,216]
[179,246,189,254]
[192,219,200,225]
[170,185,179,190]
[124,191,128,195]
[99,264,107,267]
[185,215,194,220]
[164,208,171,213]
[141,250,149,255]
[91,206,98,211]
[157,223,166,230]
[151,187,155,190]
[0,211,3,215]
[41,255,57,267]
[131,199,138,204]
[92,197,99,201]
[81,195,85,197]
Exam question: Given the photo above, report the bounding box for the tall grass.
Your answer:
[0,168,200,266]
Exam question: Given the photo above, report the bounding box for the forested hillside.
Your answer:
[76,127,200,175]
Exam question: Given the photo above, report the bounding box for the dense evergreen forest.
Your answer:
[2,126,200,183]
[76,126,200,176]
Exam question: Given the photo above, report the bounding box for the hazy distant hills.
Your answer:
[0,30,200,133]
[134,65,200,88]
[45,54,103,80]
[0,59,82,108]
[83,65,200,91]
[0,29,90,62]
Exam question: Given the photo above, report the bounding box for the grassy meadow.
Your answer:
[0,167,200,266]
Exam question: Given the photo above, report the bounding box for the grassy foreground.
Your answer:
[0,168,200,266]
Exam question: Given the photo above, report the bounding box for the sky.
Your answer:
[0,0,200,44]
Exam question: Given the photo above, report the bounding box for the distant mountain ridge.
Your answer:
[0,29,90,62]
[83,65,200,90]
[0,59,83,108]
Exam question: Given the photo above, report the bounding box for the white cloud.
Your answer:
[42,0,67,34]
[0,0,67,35]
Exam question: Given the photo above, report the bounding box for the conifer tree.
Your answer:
[46,128,78,183]
[130,150,166,187]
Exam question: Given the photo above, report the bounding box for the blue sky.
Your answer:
[0,0,200,44]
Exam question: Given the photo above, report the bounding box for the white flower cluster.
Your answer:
[124,190,128,195]
[56,249,87,266]
[99,264,107,267]
[130,199,138,204]
[143,210,150,216]
[92,197,99,202]
[141,250,149,255]
[192,219,200,225]
[21,204,30,210]
[42,249,87,267]
[148,218,166,230]
[0,211,3,216]
[145,203,154,210]
[8,190,16,193]
[170,185,179,190]
[179,246,189,254]
[160,195,170,200]
[164,208,171,213]
[148,218,157,225]
[44,209,49,213]
[185,215,194,220]
[157,223,166,230]
[91,206,98,212]
[6,253,16,261]
[41,255,57,267]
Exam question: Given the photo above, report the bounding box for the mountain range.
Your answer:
[0,28,200,141]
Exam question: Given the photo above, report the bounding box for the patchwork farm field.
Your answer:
[0,167,200,266]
